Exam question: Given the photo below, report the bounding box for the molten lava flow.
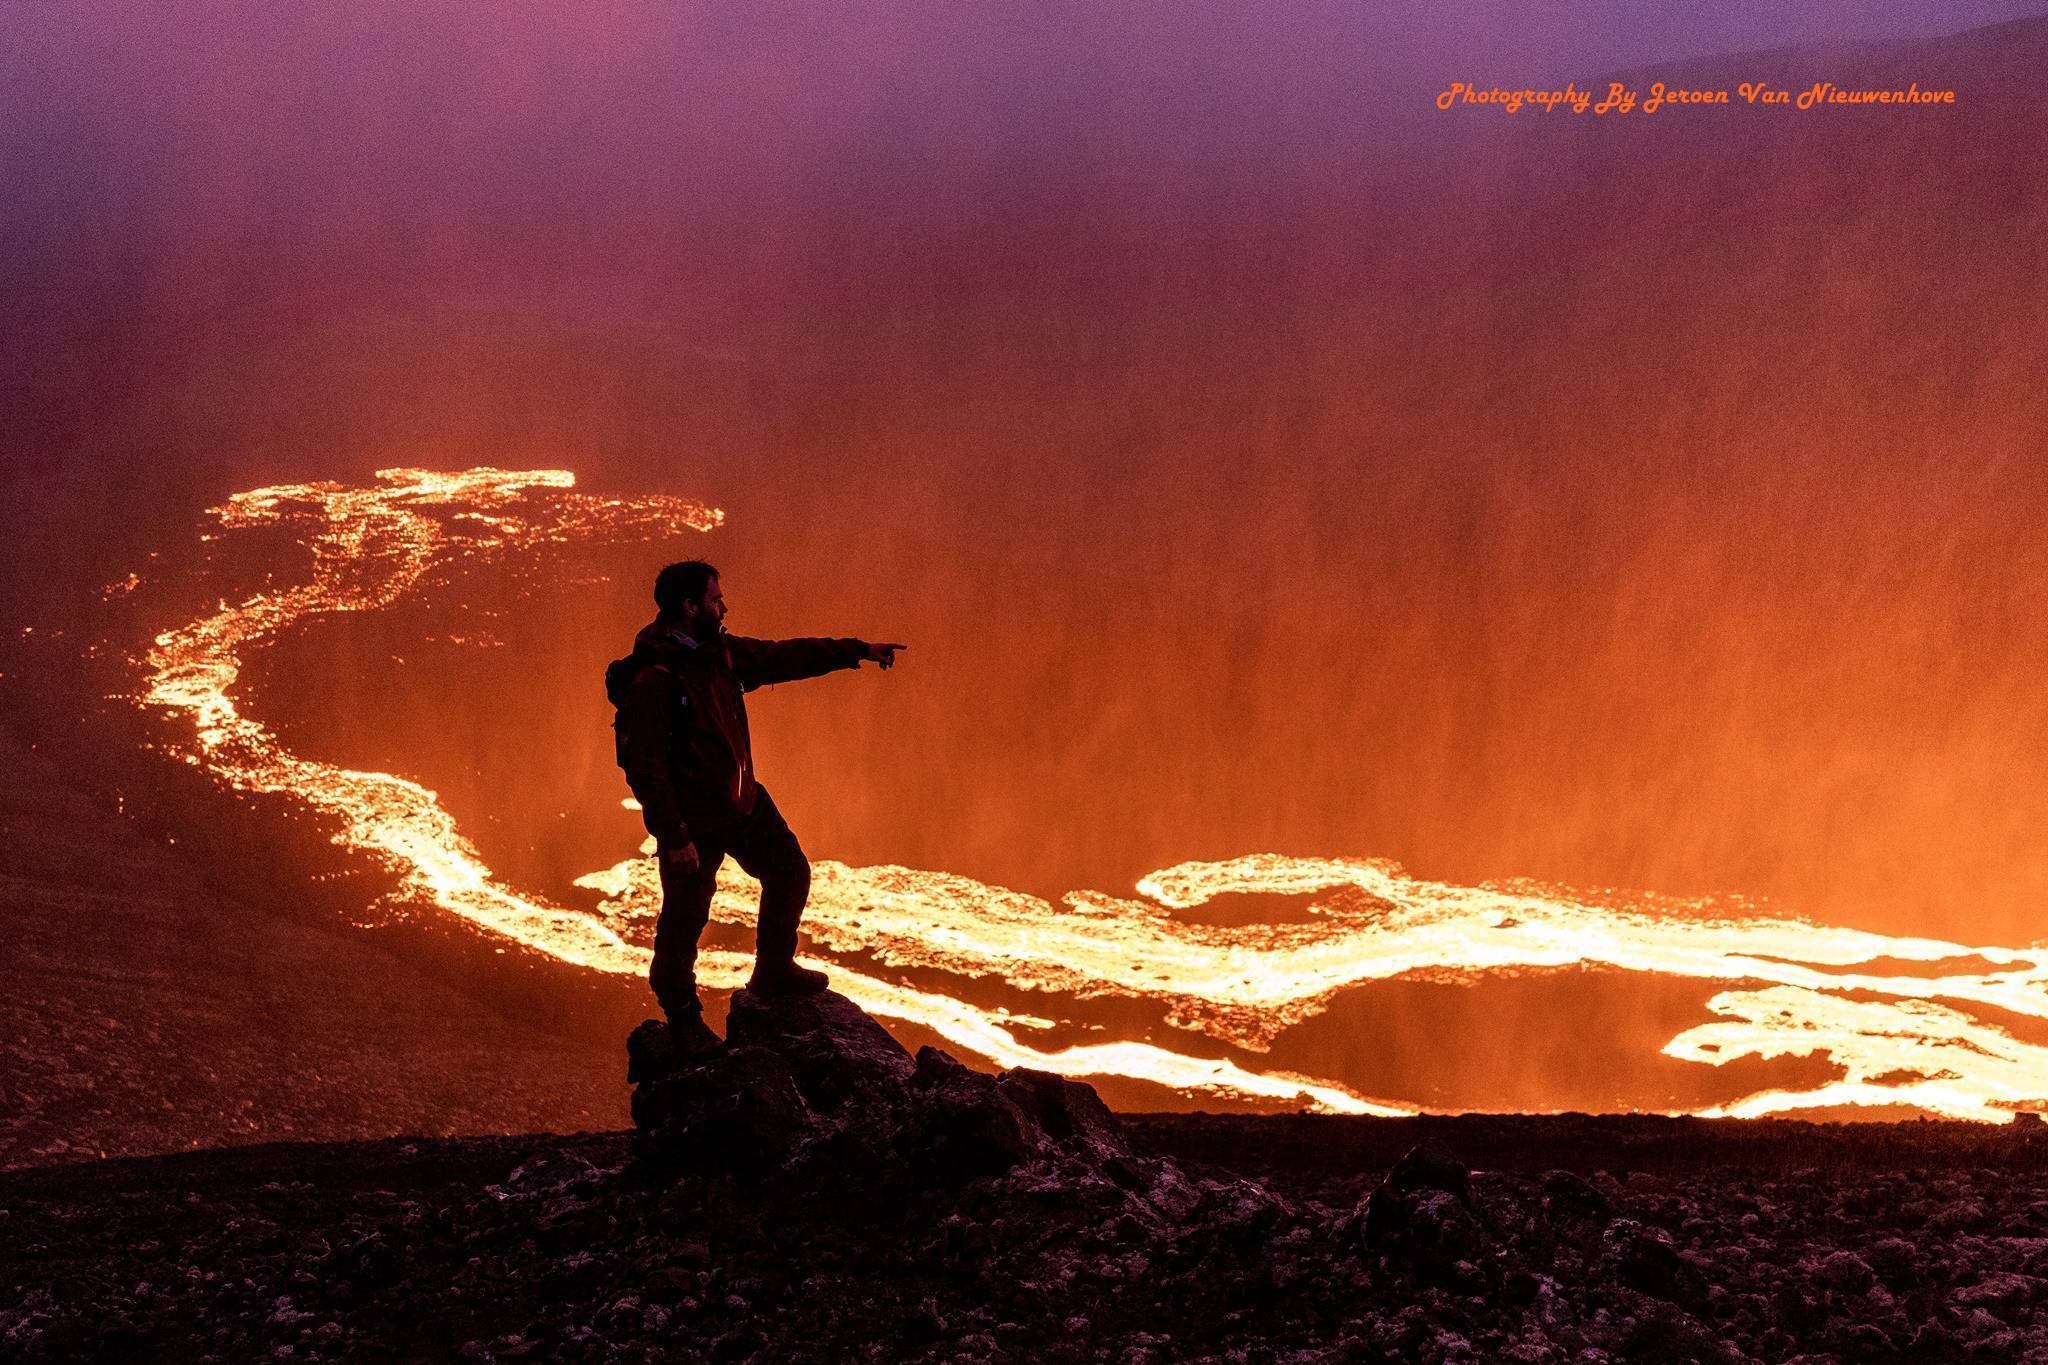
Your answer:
[137,468,1395,1115]
[137,469,2048,1121]
[142,468,718,974]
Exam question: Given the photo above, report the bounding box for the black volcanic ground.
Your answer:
[10,1004,2048,1364]
[0,729,627,1171]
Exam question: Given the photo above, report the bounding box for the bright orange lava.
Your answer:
[138,468,2048,1121]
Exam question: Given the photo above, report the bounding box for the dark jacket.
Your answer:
[619,618,867,844]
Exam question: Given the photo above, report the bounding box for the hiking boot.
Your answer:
[665,1006,726,1057]
[746,961,829,997]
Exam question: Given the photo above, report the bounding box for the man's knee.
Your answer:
[735,794,810,902]
[764,844,811,898]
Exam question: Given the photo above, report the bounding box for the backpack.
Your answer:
[604,649,668,771]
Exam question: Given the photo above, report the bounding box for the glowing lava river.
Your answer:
[135,468,2048,1122]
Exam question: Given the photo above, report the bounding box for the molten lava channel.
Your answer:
[137,468,2048,1121]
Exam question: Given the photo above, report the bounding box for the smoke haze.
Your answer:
[7,0,2048,975]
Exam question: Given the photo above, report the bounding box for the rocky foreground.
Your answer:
[9,995,2048,1362]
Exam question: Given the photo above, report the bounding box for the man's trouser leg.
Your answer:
[725,786,812,970]
[650,836,726,1016]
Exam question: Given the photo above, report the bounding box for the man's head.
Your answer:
[654,560,727,636]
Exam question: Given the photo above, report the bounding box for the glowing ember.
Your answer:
[136,468,2048,1121]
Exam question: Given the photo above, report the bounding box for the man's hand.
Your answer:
[664,841,701,874]
[863,641,908,670]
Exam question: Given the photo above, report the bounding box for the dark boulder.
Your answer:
[1540,1169,1614,1227]
[1618,1300,1752,1365]
[725,988,914,1115]
[905,1046,1035,1180]
[624,1018,679,1086]
[1811,1249,1875,1293]
[629,1044,812,1174]
[1601,1218,1685,1297]
[1380,1141,1473,1202]
[1359,1142,1489,1279]
[1863,1236,1920,1286]
[996,1067,1128,1158]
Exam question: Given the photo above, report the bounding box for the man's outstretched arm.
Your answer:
[726,635,907,690]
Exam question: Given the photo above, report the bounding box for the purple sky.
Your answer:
[5,0,2044,107]
[1403,0,2044,83]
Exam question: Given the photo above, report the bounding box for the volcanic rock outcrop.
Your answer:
[626,991,1273,1225]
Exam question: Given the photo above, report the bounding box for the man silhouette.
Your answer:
[617,560,904,1053]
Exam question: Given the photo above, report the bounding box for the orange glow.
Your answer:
[138,469,2048,1122]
